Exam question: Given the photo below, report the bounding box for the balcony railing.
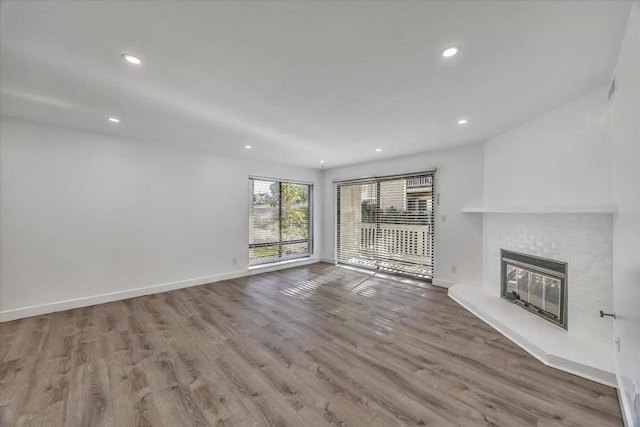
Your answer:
[406,176,433,188]
[354,223,433,276]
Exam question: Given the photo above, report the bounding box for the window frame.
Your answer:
[248,176,314,267]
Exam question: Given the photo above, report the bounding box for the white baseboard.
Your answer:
[432,277,455,288]
[246,257,319,274]
[616,373,637,427]
[0,258,320,322]
[448,285,617,387]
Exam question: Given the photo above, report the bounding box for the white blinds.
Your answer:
[249,178,312,266]
[336,172,434,279]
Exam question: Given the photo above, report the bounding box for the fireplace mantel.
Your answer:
[461,205,617,214]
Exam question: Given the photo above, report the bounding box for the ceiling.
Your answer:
[0,1,632,169]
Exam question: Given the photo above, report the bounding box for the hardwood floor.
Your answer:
[0,263,622,426]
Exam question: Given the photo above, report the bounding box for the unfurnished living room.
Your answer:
[0,1,639,426]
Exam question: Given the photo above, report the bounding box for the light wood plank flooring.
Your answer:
[0,263,622,426]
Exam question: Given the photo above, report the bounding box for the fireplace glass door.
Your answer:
[505,265,562,319]
[501,250,567,329]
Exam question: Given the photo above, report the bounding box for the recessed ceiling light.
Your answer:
[320,160,325,164]
[121,53,142,65]
[108,117,120,123]
[441,46,459,58]
[457,119,468,125]
[376,148,382,152]
[245,145,252,149]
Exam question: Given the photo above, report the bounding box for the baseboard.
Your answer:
[0,258,320,322]
[448,287,617,387]
[246,257,320,274]
[432,277,455,288]
[616,373,637,427]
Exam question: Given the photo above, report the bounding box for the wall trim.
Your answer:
[432,277,455,289]
[0,258,320,322]
[616,373,635,427]
[448,286,617,387]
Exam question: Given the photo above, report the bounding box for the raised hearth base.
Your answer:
[448,283,616,387]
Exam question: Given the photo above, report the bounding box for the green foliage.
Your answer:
[268,182,308,206]
[361,199,377,223]
[268,182,310,240]
[251,246,279,258]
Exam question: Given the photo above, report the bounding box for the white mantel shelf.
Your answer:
[461,205,617,214]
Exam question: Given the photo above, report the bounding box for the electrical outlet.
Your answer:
[232,257,238,265]
[451,265,457,274]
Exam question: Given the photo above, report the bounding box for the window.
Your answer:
[336,171,434,279]
[249,177,312,266]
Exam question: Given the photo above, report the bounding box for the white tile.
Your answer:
[483,213,613,344]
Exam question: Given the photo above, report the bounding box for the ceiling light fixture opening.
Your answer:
[320,160,325,164]
[457,119,468,125]
[245,145,252,149]
[108,117,120,123]
[375,148,382,152]
[121,53,142,65]
[441,46,459,58]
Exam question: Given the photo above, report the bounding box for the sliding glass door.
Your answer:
[336,172,434,279]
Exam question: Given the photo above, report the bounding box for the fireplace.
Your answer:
[501,249,568,329]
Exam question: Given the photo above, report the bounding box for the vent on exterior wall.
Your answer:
[608,77,616,100]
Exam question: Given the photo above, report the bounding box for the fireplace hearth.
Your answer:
[501,249,568,329]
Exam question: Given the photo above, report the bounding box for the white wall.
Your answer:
[322,144,484,287]
[480,17,639,421]
[610,1,640,424]
[478,70,621,389]
[0,116,323,320]
[481,85,616,347]
[484,86,613,207]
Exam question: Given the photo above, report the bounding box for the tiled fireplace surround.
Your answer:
[449,212,615,385]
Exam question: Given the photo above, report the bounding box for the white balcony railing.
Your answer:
[406,176,433,188]
[357,223,433,268]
